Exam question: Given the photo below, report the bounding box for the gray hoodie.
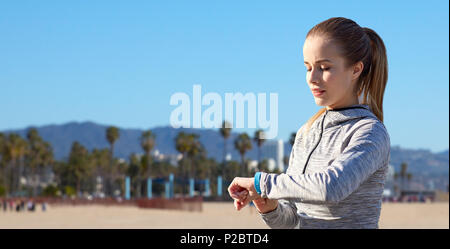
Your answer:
[258,104,390,229]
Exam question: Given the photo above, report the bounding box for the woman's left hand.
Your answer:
[228,177,261,211]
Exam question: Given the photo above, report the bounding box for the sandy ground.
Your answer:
[0,202,448,229]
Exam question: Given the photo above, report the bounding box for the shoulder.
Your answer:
[356,117,389,139]
[344,117,390,156]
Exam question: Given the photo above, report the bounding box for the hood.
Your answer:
[323,104,377,129]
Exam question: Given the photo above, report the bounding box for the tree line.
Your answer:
[0,121,282,198]
[0,122,413,199]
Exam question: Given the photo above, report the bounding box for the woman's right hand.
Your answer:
[252,198,278,214]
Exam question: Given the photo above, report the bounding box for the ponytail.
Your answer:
[359,27,388,123]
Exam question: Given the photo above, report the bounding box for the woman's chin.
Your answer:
[314,98,328,106]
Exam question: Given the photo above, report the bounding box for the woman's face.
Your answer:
[302,35,363,110]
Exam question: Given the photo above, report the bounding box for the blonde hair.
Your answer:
[303,17,388,134]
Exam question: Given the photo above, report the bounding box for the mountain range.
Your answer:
[2,121,448,177]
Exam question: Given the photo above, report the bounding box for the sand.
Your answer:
[379,202,449,229]
[0,202,448,229]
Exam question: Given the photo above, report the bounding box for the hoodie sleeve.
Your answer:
[259,199,299,229]
[259,121,390,204]
[258,142,300,229]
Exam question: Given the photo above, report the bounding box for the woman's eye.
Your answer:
[305,67,329,72]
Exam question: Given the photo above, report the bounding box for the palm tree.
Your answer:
[127,153,142,198]
[253,130,265,171]
[25,128,54,197]
[25,129,39,195]
[3,134,28,195]
[90,148,110,197]
[234,133,252,177]
[106,126,120,196]
[186,134,203,179]
[141,130,155,198]
[106,126,120,159]
[68,141,90,196]
[219,121,232,163]
[394,162,412,195]
[175,132,191,194]
[141,130,155,175]
[175,132,205,194]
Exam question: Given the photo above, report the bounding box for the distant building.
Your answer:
[260,139,284,172]
[151,150,182,166]
[267,158,277,172]
[135,150,182,167]
[248,160,258,171]
[225,153,232,162]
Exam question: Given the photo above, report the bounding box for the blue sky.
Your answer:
[1,0,448,152]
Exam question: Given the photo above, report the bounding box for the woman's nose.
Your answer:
[308,68,321,84]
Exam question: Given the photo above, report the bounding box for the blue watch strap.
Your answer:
[254,172,262,195]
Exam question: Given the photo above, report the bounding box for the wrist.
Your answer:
[258,201,278,214]
[254,172,262,195]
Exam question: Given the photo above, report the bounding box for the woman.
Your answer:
[228,17,390,229]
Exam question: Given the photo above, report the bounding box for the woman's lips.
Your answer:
[312,90,325,97]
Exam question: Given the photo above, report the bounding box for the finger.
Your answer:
[230,190,245,198]
[227,179,237,195]
[237,200,245,211]
[228,179,244,196]
[230,191,246,200]
[235,198,249,211]
[236,190,248,199]
[231,189,248,201]
[235,199,244,211]
[241,197,252,208]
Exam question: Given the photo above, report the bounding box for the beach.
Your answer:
[0,202,448,229]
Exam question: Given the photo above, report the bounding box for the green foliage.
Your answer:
[106,126,120,146]
[68,141,90,193]
[222,161,241,182]
[2,133,28,195]
[64,186,76,197]
[0,122,297,198]
[42,184,59,197]
[0,185,5,197]
[141,130,155,155]
[152,161,177,178]
[127,154,141,179]
[175,132,205,178]
[26,128,54,172]
[234,133,253,155]
[219,121,232,139]
[234,133,252,176]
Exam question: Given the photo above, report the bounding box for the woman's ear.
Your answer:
[352,61,364,81]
